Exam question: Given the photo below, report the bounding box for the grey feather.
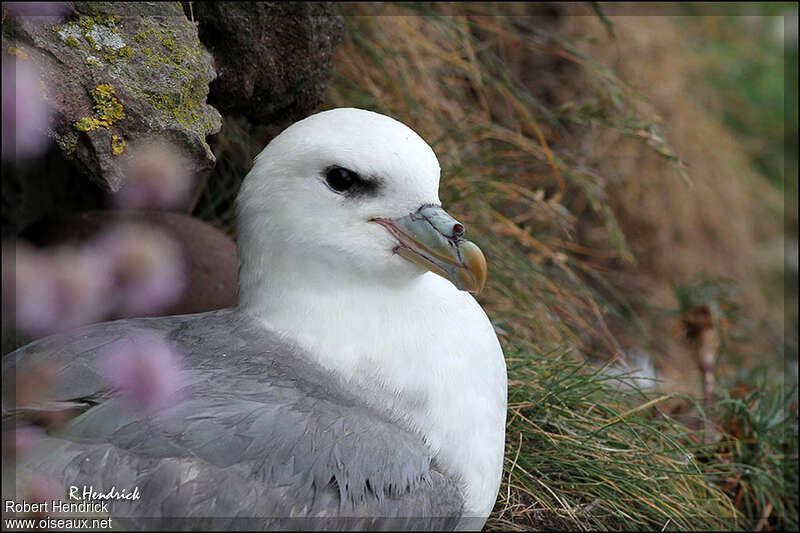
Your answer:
[3,309,464,530]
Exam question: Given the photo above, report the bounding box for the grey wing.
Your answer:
[4,309,464,530]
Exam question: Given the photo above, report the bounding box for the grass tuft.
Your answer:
[492,349,740,530]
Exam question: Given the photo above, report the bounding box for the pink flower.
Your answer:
[2,56,52,160]
[18,475,63,514]
[101,335,183,411]
[114,142,196,209]
[3,2,70,20]
[4,422,43,458]
[4,224,186,337]
[88,224,186,316]
[3,243,112,337]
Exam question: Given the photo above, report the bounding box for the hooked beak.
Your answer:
[371,205,487,294]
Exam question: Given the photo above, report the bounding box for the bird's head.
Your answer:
[236,108,486,306]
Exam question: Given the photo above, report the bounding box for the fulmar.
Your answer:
[2,108,508,530]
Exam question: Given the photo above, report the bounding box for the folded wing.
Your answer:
[4,309,463,530]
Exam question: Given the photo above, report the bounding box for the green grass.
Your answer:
[492,349,798,530]
[493,349,740,530]
[704,365,798,531]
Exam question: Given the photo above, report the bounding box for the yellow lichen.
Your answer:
[161,37,176,51]
[111,135,125,156]
[84,33,96,49]
[78,16,95,32]
[134,28,157,43]
[74,117,105,132]
[66,36,80,48]
[108,21,217,135]
[73,84,125,132]
[102,45,133,64]
[91,84,124,124]
[95,13,119,26]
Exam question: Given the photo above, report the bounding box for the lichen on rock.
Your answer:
[73,84,123,131]
[91,84,123,122]
[4,1,221,191]
[85,21,125,50]
[50,130,79,156]
[110,134,124,156]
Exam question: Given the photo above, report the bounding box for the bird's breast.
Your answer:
[255,273,507,517]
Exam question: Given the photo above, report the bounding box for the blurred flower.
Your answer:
[1,56,52,160]
[114,142,196,209]
[16,475,63,516]
[3,243,112,337]
[3,422,44,458]
[88,223,185,315]
[101,335,183,411]
[11,360,55,409]
[3,223,186,339]
[3,2,69,20]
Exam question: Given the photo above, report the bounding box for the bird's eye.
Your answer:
[325,166,357,193]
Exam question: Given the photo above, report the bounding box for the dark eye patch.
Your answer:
[323,166,381,198]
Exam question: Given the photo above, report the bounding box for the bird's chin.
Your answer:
[384,251,432,279]
[393,243,485,293]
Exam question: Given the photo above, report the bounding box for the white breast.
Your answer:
[255,272,507,517]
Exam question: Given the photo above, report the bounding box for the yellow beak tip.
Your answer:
[460,240,488,294]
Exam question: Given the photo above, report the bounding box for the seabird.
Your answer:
[3,108,508,530]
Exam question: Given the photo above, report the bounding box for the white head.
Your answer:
[236,108,485,311]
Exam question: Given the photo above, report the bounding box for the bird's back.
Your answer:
[3,309,465,530]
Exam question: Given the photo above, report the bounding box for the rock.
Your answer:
[192,1,344,127]
[1,2,222,192]
[22,210,239,319]
[1,144,105,239]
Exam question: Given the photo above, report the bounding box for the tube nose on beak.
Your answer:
[413,205,465,241]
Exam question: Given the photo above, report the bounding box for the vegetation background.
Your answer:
[3,2,794,530]
[194,2,798,530]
